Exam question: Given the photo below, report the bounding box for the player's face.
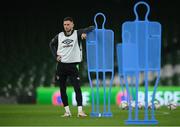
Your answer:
[63,20,74,33]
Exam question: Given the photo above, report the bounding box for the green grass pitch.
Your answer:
[0,104,180,126]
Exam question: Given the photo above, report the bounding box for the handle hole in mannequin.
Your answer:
[95,15,105,29]
[134,1,150,21]
[136,5,149,20]
[94,12,106,29]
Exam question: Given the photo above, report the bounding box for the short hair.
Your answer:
[63,17,73,22]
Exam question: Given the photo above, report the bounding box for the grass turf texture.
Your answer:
[0,104,180,126]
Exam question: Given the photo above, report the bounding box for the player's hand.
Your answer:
[81,33,87,40]
[56,55,61,62]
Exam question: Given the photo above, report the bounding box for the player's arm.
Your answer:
[49,34,58,60]
[77,26,95,40]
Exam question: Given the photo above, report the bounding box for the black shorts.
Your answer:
[55,62,80,83]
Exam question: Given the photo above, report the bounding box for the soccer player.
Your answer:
[49,17,94,117]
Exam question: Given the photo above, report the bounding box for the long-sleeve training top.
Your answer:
[49,26,95,63]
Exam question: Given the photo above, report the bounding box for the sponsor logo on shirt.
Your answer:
[62,39,73,48]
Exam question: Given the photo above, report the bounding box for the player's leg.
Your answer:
[69,63,87,117]
[56,63,71,117]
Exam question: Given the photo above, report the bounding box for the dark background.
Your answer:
[0,0,179,103]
